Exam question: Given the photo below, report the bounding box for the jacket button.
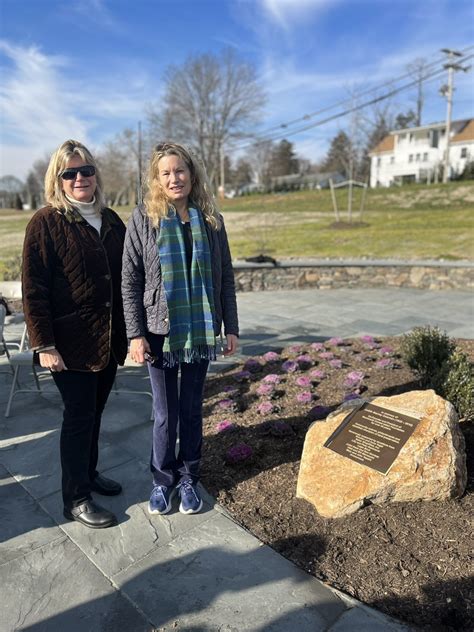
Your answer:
[105,274,111,280]
[164,318,169,323]
[105,301,111,307]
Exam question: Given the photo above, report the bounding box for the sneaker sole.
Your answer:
[179,499,203,515]
[148,488,176,515]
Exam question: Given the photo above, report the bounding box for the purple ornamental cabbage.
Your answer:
[295,375,312,387]
[257,401,275,415]
[244,358,262,373]
[296,354,312,368]
[329,359,343,369]
[361,335,375,344]
[262,351,280,362]
[310,342,324,351]
[319,351,334,360]
[233,370,251,382]
[282,360,298,373]
[226,443,253,463]
[288,344,304,354]
[216,420,236,433]
[328,336,344,346]
[376,358,393,369]
[297,391,313,404]
[379,346,394,356]
[218,399,235,410]
[343,370,365,389]
[310,369,326,380]
[256,383,275,396]
[263,373,281,384]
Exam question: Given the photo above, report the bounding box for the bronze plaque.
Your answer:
[324,402,420,474]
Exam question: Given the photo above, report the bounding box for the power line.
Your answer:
[228,47,474,152]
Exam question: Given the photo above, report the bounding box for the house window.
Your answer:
[423,153,428,161]
[390,156,395,164]
[416,153,421,162]
[461,147,468,158]
[377,157,381,167]
[409,154,413,162]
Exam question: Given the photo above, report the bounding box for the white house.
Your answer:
[369,118,474,187]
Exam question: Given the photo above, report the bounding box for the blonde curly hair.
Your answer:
[144,141,221,230]
[44,140,105,213]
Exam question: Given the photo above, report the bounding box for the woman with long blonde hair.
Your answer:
[122,141,238,515]
[22,140,127,529]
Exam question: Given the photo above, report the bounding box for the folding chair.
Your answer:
[4,323,51,417]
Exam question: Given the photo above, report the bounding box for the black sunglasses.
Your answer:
[60,165,96,180]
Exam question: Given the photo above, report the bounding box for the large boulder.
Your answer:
[297,390,467,518]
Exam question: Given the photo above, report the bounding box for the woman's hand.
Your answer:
[223,334,238,356]
[129,336,150,364]
[39,349,67,372]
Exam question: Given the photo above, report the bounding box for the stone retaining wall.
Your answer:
[233,260,474,292]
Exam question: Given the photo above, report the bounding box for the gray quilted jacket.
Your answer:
[122,206,239,340]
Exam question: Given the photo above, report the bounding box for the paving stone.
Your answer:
[328,605,412,631]
[0,427,135,500]
[1,537,149,632]
[114,512,346,631]
[0,464,63,565]
[40,460,216,578]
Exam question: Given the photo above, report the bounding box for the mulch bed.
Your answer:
[201,336,473,631]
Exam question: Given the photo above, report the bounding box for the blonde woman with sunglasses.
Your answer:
[22,140,128,529]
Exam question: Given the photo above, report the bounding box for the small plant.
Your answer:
[401,326,473,420]
[433,349,474,421]
[401,326,455,387]
[226,443,253,463]
[282,360,298,373]
[262,351,280,362]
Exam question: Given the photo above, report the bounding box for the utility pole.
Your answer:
[440,49,471,184]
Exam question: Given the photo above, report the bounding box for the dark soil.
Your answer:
[201,336,473,631]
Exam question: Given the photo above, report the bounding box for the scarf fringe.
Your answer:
[162,344,217,368]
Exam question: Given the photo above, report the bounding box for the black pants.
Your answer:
[52,359,117,508]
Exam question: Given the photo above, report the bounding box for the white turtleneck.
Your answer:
[67,196,102,234]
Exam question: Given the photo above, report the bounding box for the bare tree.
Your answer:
[147,49,265,189]
[96,129,141,206]
[245,140,275,188]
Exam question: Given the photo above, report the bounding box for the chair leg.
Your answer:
[5,365,20,418]
[32,365,42,391]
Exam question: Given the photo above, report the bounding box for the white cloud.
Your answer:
[0,41,91,177]
[0,40,160,179]
[260,0,337,26]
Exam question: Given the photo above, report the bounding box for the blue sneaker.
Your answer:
[178,480,203,514]
[148,485,176,515]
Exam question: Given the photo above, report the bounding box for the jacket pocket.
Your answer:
[143,289,157,308]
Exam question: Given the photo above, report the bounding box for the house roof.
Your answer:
[369,135,395,155]
[369,118,474,155]
[451,119,474,144]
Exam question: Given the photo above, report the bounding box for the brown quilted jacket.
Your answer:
[22,205,128,371]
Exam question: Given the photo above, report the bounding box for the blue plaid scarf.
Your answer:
[157,206,216,367]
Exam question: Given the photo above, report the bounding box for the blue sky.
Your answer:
[1,0,473,179]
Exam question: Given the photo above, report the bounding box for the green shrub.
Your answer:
[401,325,473,420]
[434,350,474,421]
[400,326,455,387]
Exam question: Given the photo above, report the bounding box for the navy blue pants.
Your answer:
[147,333,209,487]
[52,359,117,507]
